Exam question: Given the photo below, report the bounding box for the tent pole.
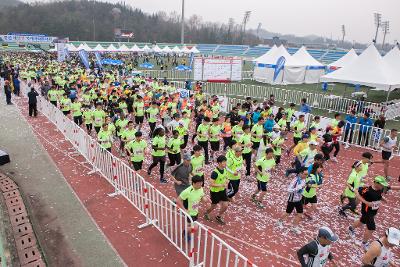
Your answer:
[386,86,391,102]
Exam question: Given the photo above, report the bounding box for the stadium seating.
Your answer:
[213,45,249,56]
[243,46,270,57]
[196,44,219,54]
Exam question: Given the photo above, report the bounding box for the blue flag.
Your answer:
[188,53,195,69]
[79,50,90,69]
[273,56,286,82]
[94,52,103,69]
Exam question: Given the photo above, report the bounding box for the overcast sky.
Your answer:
[24,0,399,44]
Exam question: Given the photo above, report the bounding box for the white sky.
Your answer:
[23,0,400,44]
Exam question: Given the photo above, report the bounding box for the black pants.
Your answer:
[86,123,93,133]
[5,92,11,104]
[132,161,143,171]
[168,153,181,166]
[321,144,333,161]
[342,197,356,212]
[198,141,209,164]
[228,179,241,198]
[332,142,340,157]
[148,156,166,180]
[180,135,189,149]
[287,158,302,175]
[242,152,252,176]
[149,122,156,136]
[344,129,354,144]
[73,115,83,126]
[223,136,232,150]
[50,100,57,107]
[29,103,38,117]
[94,126,101,134]
[358,131,370,147]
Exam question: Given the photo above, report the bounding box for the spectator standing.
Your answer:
[300,98,311,114]
[344,110,358,148]
[27,87,39,117]
[358,113,374,147]
[4,80,12,105]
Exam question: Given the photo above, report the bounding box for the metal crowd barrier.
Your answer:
[20,81,256,267]
[202,83,396,120]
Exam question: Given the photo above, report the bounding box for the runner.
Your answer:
[209,118,222,161]
[196,116,210,164]
[339,161,364,217]
[277,166,307,234]
[167,130,183,169]
[191,145,205,181]
[239,125,253,177]
[297,226,338,267]
[361,227,400,267]
[125,131,147,171]
[251,117,265,156]
[378,129,398,181]
[252,148,276,209]
[226,146,244,202]
[204,155,229,225]
[147,127,167,183]
[97,123,112,152]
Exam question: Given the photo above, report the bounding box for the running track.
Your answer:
[15,96,400,267]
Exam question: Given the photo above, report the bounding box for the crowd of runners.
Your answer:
[1,52,399,267]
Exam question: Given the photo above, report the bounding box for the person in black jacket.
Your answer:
[27,87,39,117]
[4,80,12,105]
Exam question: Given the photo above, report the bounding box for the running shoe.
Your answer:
[348,226,355,238]
[256,201,265,209]
[344,143,350,149]
[160,178,168,184]
[338,208,347,217]
[215,216,226,225]
[332,157,338,162]
[349,209,360,216]
[204,213,212,221]
[291,226,301,235]
[251,194,257,202]
[285,170,290,177]
[276,220,284,229]
[340,194,345,204]
[386,176,392,182]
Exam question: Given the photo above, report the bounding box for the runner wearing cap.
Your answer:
[348,176,400,250]
[297,226,338,267]
[361,227,400,267]
[276,167,308,234]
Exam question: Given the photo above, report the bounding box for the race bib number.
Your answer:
[371,201,380,210]
[133,149,143,156]
[95,117,102,124]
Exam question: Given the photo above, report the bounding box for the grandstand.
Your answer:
[0,40,354,64]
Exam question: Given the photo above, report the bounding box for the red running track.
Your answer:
[16,97,400,267]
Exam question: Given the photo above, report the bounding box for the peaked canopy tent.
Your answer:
[253,45,304,84]
[142,45,152,53]
[162,45,173,54]
[92,44,106,52]
[130,44,143,53]
[152,45,163,53]
[172,46,182,54]
[66,44,79,52]
[328,48,358,69]
[384,46,400,70]
[321,44,400,100]
[77,43,92,52]
[105,44,119,53]
[181,46,191,54]
[253,45,277,63]
[291,46,325,84]
[118,44,130,52]
[189,46,200,54]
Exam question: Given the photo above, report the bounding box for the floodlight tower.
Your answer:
[341,25,346,45]
[181,0,185,44]
[373,12,382,44]
[256,23,262,39]
[242,11,251,44]
[381,21,389,49]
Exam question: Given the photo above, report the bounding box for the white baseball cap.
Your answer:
[387,227,400,246]
[308,140,318,146]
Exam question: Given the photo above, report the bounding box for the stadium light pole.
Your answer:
[341,25,345,45]
[373,12,381,44]
[242,11,251,44]
[381,21,389,50]
[181,0,185,45]
[92,0,96,41]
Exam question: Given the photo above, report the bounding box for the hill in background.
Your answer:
[0,0,23,8]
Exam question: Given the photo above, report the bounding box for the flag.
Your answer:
[95,52,103,69]
[79,50,90,69]
[273,56,286,82]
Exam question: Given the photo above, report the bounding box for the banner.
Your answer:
[79,50,90,69]
[273,56,286,82]
[94,52,103,69]
[188,53,195,69]
[56,43,66,62]
[217,95,229,113]
[178,88,190,99]
[0,34,57,44]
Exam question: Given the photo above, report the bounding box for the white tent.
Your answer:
[253,45,277,63]
[118,44,130,52]
[142,45,152,53]
[253,45,303,84]
[291,46,325,84]
[321,44,400,92]
[152,45,162,53]
[106,44,119,52]
[328,48,358,69]
[93,44,106,52]
[67,44,79,52]
[130,44,143,53]
[189,46,200,54]
[172,46,181,53]
[181,46,191,54]
[384,46,400,70]
[162,45,173,54]
[48,47,57,52]
[77,43,92,52]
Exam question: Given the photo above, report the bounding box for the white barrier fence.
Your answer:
[201,83,396,120]
[206,95,400,156]
[20,82,256,267]
[140,70,254,81]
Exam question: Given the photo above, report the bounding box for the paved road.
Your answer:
[0,93,124,267]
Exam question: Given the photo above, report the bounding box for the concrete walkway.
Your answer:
[0,94,124,267]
